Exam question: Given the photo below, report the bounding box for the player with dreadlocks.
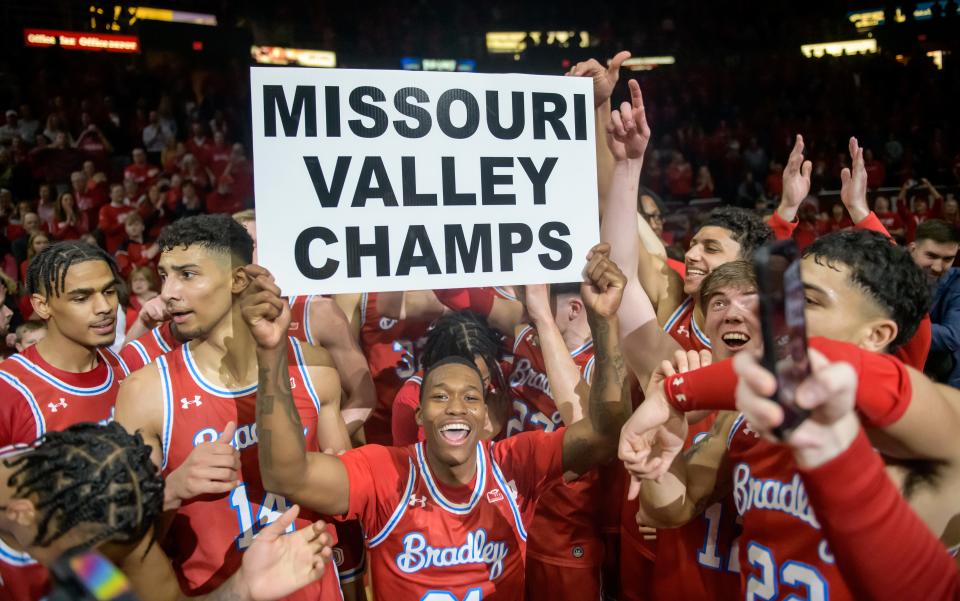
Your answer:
[390,310,511,446]
[0,422,336,601]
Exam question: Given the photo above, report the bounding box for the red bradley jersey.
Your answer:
[728,413,846,600]
[157,338,341,600]
[664,296,712,352]
[340,430,566,600]
[120,322,180,374]
[650,416,741,601]
[0,346,127,601]
[359,292,430,445]
[287,295,319,345]
[507,325,602,567]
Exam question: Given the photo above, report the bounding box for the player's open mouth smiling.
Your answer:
[720,331,751,350]
[438,421,472,445]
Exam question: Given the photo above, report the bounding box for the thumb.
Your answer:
[608,50,631,75]
[218,421,237,444]
[260,504,300,538]
[627,476,642,501]
[801,160,813,180]
[840,168,851,187]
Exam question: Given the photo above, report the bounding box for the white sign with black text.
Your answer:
[250,67,598,295]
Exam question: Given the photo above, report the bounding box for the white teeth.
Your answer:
[688,269,706,276]
[722,333,749,342]
[440,423,470,432]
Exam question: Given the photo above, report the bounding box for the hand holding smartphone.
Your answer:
[752,239,811,439]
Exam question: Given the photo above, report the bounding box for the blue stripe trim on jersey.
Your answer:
[513,325,534,355]
[663,297,693,333]
[128,339,150,365]
[367,458,416,548]
[153,326,172,354]
[416,441,485,515]
[727,414,746,449]
[0,537,37,566]
[0,371,44,439]
[337,551,367,582]
[583,356,596,386]
[493,286,518,301]
[103,348,130,377]
[303,295,316,346]
[570,340,594,358]
[7,354,114,395]
[408,375,423,385]
[290,337,322,416]
[488,449,527,541]
[182,344,257,397]
[157,356,174,471]
[692,316,712,349]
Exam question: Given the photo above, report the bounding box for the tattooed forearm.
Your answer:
[587,310,629,438]
[256,347,306,493]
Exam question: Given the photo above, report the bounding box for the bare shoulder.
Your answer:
[294,339,336,369]
[115,362,164,433]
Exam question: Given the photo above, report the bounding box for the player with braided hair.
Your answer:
[391,310,511,446]
[0,422,336,601]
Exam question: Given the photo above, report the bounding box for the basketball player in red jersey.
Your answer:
[249,246,631,601]
[0,241,131,600]
[621,234,960,600]
[236,209,376,438]
[0,422,336,601]
[115,215,349,601]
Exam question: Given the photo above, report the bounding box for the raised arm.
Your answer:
[769,134,812,239]
[561,246,632,477]
[243,266,350,515]
[524,283,587,425]
[599,78,683,382]
[841,136,892,237]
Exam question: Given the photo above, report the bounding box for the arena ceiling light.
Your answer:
[800,39,878,58]
[251,46,337,68]
[87,4,217,31]
[622,56,676,71]
[24,28,140,53]
[848,2,959,31]
[485,31,591,54]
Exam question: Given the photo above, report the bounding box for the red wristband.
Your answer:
[664,359,738,412]
[767,211,799,241]
[433,287,495,316]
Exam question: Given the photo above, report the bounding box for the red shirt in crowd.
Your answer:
[97,203,135,253]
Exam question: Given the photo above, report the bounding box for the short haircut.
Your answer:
[14,320,45,343]
[803,230,930,352]
[125,211,144,226]
[157,214,254,264]
[700,207,774,259]
[128,266,159,292]
[549,282,582,300]
[26,241,119,297]
[914,219,960,245]
[420,311,507,398]
[698,260,757,306]
[420,355,486,402]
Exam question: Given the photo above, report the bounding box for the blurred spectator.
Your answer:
[53,190,89,240]
[694,165,715,198]
[14,320,46,352]
[35,183,56,230]
[914,220,960,386]
[175,181,204,220]
[736,171,764,207]
[0,277,16,356]
[30,131,84,185]
[206,176,244,216]
[180,153,212,193]
[142,110,176,163]
[864,149,886,189]
[943,194,960,227]
[20,231,51,282]
[765,161,783,200]
[124,265,160,328]
[873,195,905,239]
[123,148,159,195]
[98,183,135,253]
[743,137,768,181]
[16,105,40,145]
[819,203,854,235]
[186,121,214,167]
[793,202,820,251]
[115,212,159,278]
[0,110,21,146]
[75,112,114,159]
[208,131,232,179]
[42,114,73,147]
[665,151,693,200]
[209,109,230,139]
[11,212,43,263]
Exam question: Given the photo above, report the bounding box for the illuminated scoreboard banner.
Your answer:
[486,31,592,54]
[250,67,599,295]
[24,28,139,53]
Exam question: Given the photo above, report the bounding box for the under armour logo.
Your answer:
[289,377,297,390]
[380,317,397,330]
[180,395,203,409]
[408,494,427,508]
[288,321,300,331]
[48,398,68,413]
[673,377,684,386]
[486,489,504,504]
[743,422,760,438]
[677,325,689,336]
[675,393,687,404]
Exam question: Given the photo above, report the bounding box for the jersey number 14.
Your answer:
[229,483,295,549]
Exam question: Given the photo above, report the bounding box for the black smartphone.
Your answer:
[753,239,811,439]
